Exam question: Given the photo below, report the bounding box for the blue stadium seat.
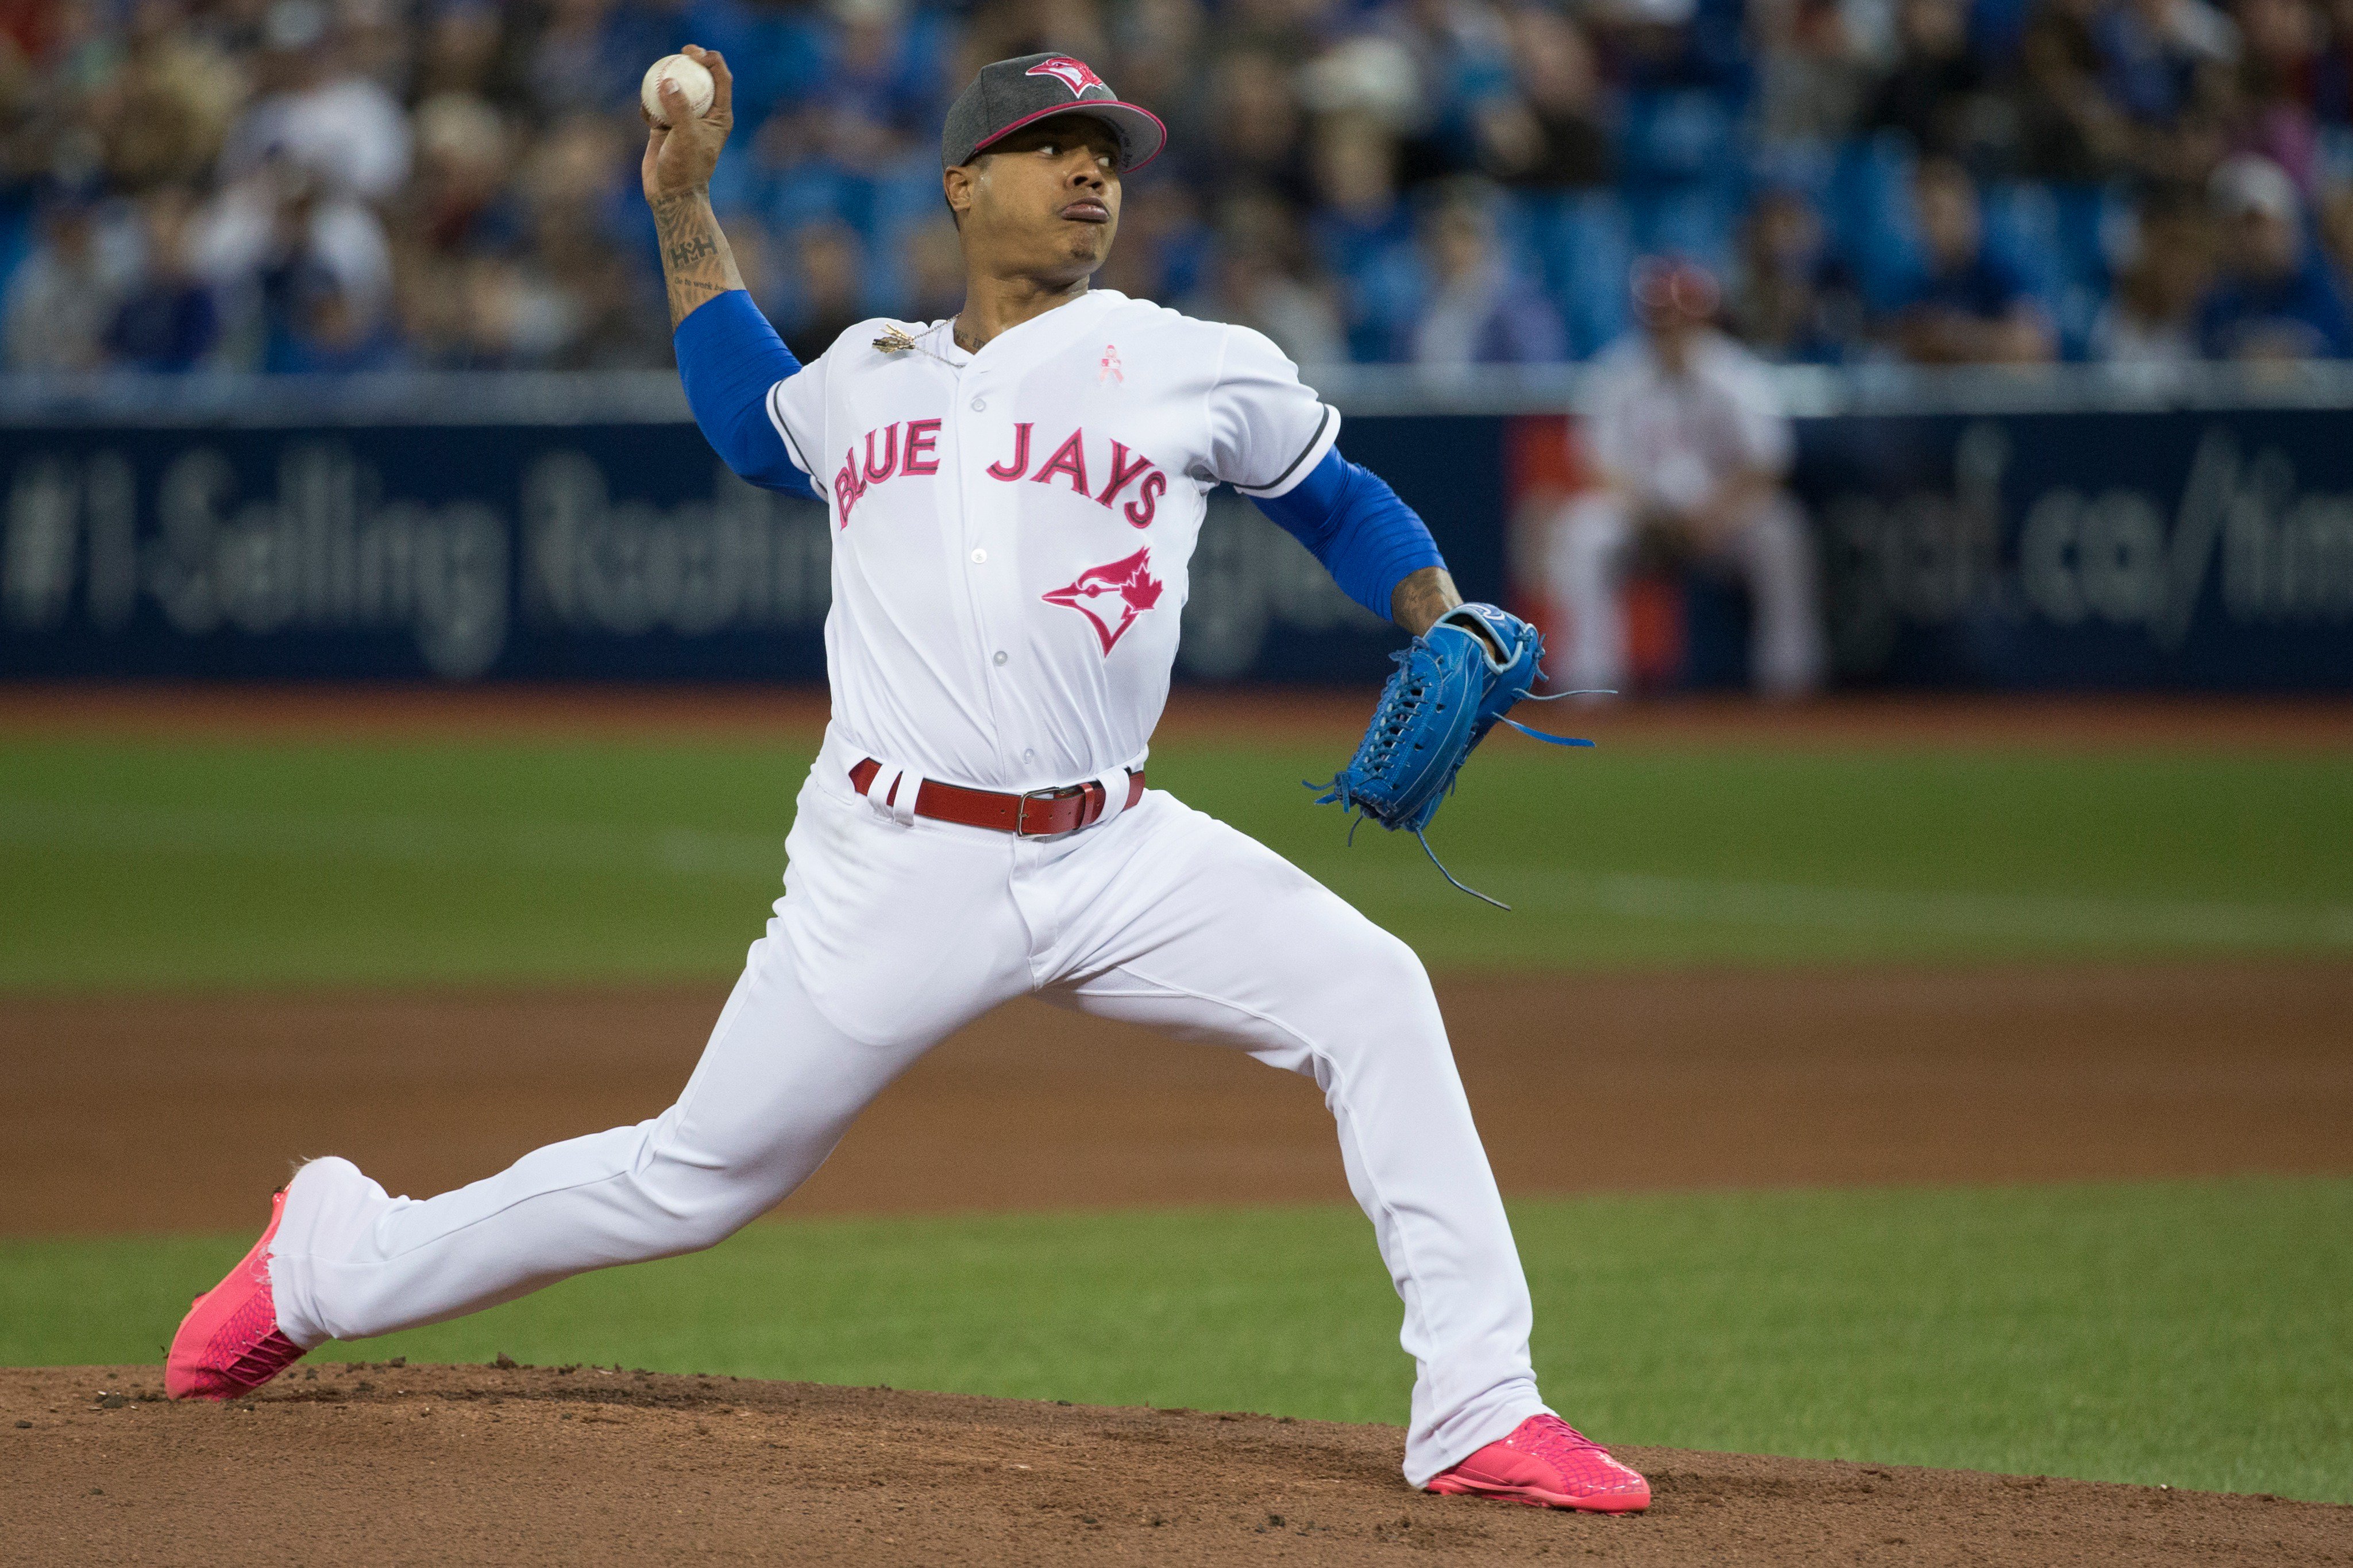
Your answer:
[1626,186,1740,280]
[1980,181,2066,300]
[1826,135,1923,312]
[1619,88,1739,186]
[1525,190,1633,358]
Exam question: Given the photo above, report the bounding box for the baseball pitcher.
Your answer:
[164,48,1649,1515]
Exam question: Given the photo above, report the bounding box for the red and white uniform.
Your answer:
[264,289,1556,1486]
[1549,329,1825,696]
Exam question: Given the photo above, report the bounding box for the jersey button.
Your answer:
[970,548,988,564]
[992,650,1009,666]
[970,397,987,412]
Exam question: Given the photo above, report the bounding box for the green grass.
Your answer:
[3,735,2348,988]
[6,1179,2348,1503]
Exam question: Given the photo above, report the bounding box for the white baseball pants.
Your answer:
[267,727,1553,1484]
[1549,488,1827,697]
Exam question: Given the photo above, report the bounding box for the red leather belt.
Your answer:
[848,758,1145,836]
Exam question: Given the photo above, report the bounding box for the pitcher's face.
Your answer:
[948,115,1124,285]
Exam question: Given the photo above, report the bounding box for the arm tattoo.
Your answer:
[1390,565,1463,638]
[650,188,746,330]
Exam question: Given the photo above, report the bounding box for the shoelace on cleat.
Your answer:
[196,1283,303,1393]
[1510,1416,1642,1491]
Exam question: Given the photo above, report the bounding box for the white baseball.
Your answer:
[641,54,715,127]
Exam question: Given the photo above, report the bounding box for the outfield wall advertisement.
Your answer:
[1791,411,2353,690]
[0,417,1494,686]
[0,405,2345,689]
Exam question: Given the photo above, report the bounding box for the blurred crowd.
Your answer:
[10,0,2353,374]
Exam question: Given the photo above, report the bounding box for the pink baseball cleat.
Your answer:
[1425,1414,1652,1513]
[164,1186,308,1400]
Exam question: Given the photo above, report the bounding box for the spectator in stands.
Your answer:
[1545,258,1826,698]
[1382,0,1517,184]
[1860,0,2000,161]
[1727,186,1868,361]
[2096,0,2239,122]
[410,2,520,106]
[1306,109,1416,360]
[1892,157,2057,362]
[2013,0,2134,182]
[28,0,2353,376]
[2316,179,2353,293]
[2094,0,2238,180]
[402,92,525,261]
[3,188,138,370]
[1202,50,1313,208]
[2229,0,2322,190]
[217,0,412,204]
[391,90,527,365]
[780,220,868,363]
[2196,152,2353,357]
[2312,0,2353,123]
[95,0,246,194]
[446,252,577,368]
[1473,7,1613,192]
[1106,0,1209,133]
[1751,0,1876,153]
[263,267,402,372]
[106,184,220,370]
[1182,191,1347,368]
[822,0,949,138]
[1405,180,1565,364]
[1592,0,1722,92]
[513,111,664,367]
[194,155,395,367]
[215,160,397,371]
[896,215,964,324]
[527,0,672,124]
[1094,178,1207,306]
[2090,187,2216,361]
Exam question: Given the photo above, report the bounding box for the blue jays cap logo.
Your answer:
[942,52,1168,171]
[1026,56,1109,98]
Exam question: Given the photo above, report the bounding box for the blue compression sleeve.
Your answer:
[1251,446,1445,623]
[673,289,819,499]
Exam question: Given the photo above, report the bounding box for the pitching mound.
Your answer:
[6,1366,2343,1566]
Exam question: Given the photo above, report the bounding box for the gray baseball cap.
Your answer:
[941,53,1167,172]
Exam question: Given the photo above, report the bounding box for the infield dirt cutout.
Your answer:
[6,1363,2347,1566]
[7,962,2349,1233]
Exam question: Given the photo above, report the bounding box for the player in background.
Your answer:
[1546,258,1826,698]
[163,47,1651,1516]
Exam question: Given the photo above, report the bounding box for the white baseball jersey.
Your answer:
[763,288,1340,791]
[259,290,1564,1498]
[1583,329,1791,515]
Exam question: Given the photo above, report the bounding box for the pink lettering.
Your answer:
[1124,469,1166,529]
[862,423,899,485]
[1031,429,1091,495]
[987,423,1033,481]
[901,418,941,474]
[834,451,861,526]
[1095,442,1155,509]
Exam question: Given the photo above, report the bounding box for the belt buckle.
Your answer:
[1014,782,1085,837]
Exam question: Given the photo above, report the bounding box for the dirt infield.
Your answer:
[5,1364,2344,1567]
[5,962,2348,1234]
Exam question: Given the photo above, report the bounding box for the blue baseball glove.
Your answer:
[1309,603,1592,907]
